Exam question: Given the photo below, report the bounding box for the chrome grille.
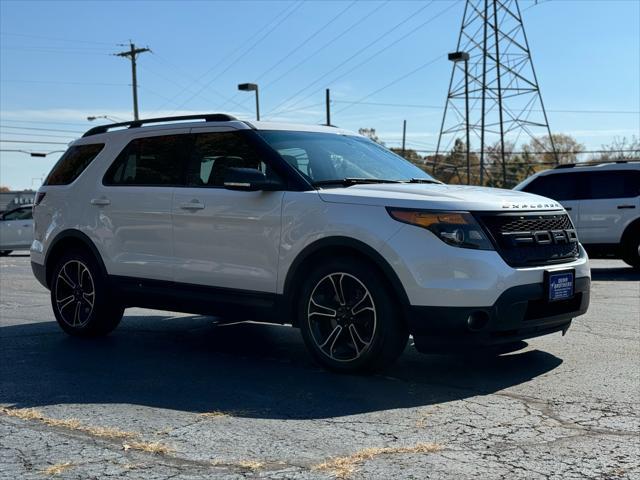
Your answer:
[476,212,580,267]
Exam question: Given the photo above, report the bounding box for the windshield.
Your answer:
[257,130,436,186]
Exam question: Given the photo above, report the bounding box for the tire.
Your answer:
[50,249,124,337]
[297,257,408,373]
[621,227,640,269]
[0,250,12,256]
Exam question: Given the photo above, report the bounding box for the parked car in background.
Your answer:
[515,162,640,268]
[31,114,590,373]
[0,205,34,256]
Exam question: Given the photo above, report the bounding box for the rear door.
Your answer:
[520,172,583,227]
[579,170,640,245]
[94,130,189,281]
[172,128,284,292]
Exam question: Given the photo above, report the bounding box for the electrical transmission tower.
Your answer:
[435,0,556,186]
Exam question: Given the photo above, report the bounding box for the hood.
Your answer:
[317,183,563,212]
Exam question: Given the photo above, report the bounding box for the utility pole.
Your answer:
[401,120,407,157]
[115,42,151,121]
[325,89,331,126]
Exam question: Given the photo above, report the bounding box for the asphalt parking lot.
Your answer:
[1,253,638,479]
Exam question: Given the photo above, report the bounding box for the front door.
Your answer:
[172,128,284,293]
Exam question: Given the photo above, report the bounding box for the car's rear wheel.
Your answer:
[298,257,408,373]
[0,250,12,256]
[621,227,640,269]
[51,249,124,336]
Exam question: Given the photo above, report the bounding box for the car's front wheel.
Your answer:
[298,257,408,373]
[51,250,124,336]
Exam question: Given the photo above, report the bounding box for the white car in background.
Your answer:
[515,162,640,268]
[0,205,34,256]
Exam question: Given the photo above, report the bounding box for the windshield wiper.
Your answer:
[407,178,442,184]
[312,178,405,187]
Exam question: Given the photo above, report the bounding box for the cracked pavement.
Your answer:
[1,254,639,479]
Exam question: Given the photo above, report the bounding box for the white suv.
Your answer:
[515,162,640,268]
[31,114,590,372]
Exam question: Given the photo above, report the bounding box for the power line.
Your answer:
[0,125,84,134]
[222,0,359,109]
[268,1,458,118]
[0,79,128,87]
[0,118,90,127]
[0,32,117,45]
[331,100,640,115]
[167,2,305,114]
[0,140,70,145]
[331,54,445,118]
[0,132,77,140]
[258,2,389,94]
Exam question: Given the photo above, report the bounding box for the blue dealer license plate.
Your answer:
[547,270,575,302]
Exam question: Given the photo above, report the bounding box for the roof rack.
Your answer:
[82,113,238,137]
[554,163,576,169]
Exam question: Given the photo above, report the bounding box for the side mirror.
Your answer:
[223,167,283,192]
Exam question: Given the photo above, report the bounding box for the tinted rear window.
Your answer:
[586,171,640,199]
[44,144,104,185]
[523,170,640,200]
[103,135,186,186]
[522,173,582,201]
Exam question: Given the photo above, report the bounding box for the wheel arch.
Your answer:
[621,216,640,245]
[44,230,107,288]
[282,236,410,326]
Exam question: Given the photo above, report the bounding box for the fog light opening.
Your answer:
[467,311,490,331]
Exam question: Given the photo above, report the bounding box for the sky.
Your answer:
[1,0,639,190]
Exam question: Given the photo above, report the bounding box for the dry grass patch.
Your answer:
[0,407,136,440]
[211,459,264,471]
[314,443,442,479]
[122,441,173,455]
[41,462,74,476]
[198,411,229,419]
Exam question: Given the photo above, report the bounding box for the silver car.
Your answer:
[0,205,34,256]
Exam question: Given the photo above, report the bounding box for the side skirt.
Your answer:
[110,276,288,324]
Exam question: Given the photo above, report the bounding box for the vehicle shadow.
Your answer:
[590,267,640,282]
[0,315,562,420]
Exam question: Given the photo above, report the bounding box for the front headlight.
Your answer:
[387,208,494,250]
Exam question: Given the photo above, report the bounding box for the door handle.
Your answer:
[180,201,205,210]
[617,205,636,209]
[90,198,111,206]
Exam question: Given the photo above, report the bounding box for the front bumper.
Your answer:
[410,277,590,353]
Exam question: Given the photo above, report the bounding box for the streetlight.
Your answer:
[237,83,260,121]
[448,51,471,185]
[87,115,125,123]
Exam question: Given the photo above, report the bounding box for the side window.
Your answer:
[44,144,104,185]
[277,147,311,178]
[522,173,583,201]
[17,208,33,220]
[186,132,276,187]
[2,209,22,221]
[586,171,640,199]
[104,135,186,186]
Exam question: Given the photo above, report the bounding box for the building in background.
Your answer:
[0,190,35,213]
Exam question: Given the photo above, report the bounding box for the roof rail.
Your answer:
[554,163,575,169]
[82,113,238,137]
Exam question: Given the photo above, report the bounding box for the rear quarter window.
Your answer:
[44,144,105,185]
